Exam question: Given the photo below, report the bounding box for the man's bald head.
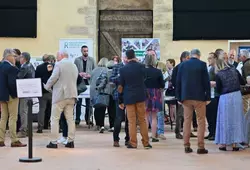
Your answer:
[56,51,69,62]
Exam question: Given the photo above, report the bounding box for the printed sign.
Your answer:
[59,39,94,62]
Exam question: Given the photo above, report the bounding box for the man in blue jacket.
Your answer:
[176,49,210,154]
[0,49,26,147]
[119,49,151,149]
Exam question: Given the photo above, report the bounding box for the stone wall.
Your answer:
[0,0,98,60]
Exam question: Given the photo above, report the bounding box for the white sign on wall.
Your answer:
[59,39,94,62]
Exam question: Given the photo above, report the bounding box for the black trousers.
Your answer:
[44,101,51,129]
[113,101,129,142]
[94,106,106,127]
[108,96,116,128]
[76,98,91,123]
[60,112,68,138]
[206,97,219,136]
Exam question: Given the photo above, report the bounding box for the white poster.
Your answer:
[59,39,94,62]
[16,78,42,98]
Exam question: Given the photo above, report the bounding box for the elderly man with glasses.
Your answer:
[0,49,27,147]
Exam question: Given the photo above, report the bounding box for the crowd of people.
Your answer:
[0,46,250,154]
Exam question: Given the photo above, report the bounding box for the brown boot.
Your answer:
[113,141,120,147]
[11,140,27,147]
[0,141,5,147]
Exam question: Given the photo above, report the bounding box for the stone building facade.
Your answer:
[0,0,228,62]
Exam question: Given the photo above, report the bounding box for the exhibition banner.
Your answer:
[59,38,94,62]
[121,38,160,62]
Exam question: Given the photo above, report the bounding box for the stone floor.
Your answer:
[1,124,250,170]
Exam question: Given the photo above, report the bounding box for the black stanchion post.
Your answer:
[19,99,42,163]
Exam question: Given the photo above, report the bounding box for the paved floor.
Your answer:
[1,125,250,170]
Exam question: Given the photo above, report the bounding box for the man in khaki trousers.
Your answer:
[45,51,78,149]
[0,49,26,147]
[176,49,211,154]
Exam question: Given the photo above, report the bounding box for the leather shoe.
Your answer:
[65,141,74,148]
[113,141,120,147]
[197,148,208,154]
[176,133,183,139]
[46,142,58,149]
[11,141,27,147]
[185,147,193,153]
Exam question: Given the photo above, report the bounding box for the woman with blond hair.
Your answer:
[215,59,245,151]
[144,54,165,142]
[90,57,111,133]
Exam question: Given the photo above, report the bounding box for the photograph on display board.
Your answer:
[121,38,160,62]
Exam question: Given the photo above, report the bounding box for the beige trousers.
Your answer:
[0,96,19,143]
[50,98,76,143]
[183,100,206,149]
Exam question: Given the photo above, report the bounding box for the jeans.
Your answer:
[113,101,129,142]
[157,111,165,135]
[108,96,116,128]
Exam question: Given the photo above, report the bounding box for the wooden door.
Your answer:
[99,10,153,60]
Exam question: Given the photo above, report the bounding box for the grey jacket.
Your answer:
[17,62,35,79]
[45,58,78,104]
[74,56,96,84]
[90,67,114,103]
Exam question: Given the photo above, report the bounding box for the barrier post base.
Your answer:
[19,157,42,163]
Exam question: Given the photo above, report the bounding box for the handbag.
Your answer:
[77,81,87,95]
[92,93,110,108]
[241,85,250,95]
[92,69,110,108]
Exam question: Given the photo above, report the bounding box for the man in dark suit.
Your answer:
[119,49,152,149]
[0,48,26,147]
[17,52,35,138]
[176,49,211,154]
[35,54,53,133]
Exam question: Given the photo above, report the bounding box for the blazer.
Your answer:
[35,62,53,94]
[119,61,146,105]
[74,56,96,84]
[176,58,211,102]
[0,61,19,101]
[45,58,78,104]
[18,62,35,79]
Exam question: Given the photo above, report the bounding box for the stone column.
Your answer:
[153,0,173,61]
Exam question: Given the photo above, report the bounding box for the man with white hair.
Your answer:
[176,49,210,154]
[0,48,27,147]
[240,49,250,82]
[44,51,78,149]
